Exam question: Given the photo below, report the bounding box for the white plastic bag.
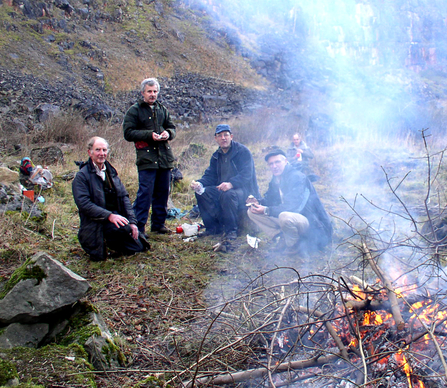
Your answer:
[182,223,200,237]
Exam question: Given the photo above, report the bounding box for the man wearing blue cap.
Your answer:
[191,124,260,240]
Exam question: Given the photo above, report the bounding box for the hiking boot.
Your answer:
[151,225,172,234]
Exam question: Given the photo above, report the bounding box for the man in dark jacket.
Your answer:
[190,124,260,240]
[123,78,176,236]
[72,137,150,261]
[247,149,332,255]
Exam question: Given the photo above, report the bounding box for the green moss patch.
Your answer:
[0,344,95,387]
[0,257,47,299]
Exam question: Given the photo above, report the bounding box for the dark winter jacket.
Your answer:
[72,159,137,261]
[123,99,176,171]
[198,141,260,199]
[261,164,332,249]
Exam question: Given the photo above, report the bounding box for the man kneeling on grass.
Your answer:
[246,149,332,256]
[72,136,150,261]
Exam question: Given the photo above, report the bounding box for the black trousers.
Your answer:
[103,222,144,255]
[195,186,244,234]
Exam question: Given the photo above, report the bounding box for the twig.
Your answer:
[52,218,56,239]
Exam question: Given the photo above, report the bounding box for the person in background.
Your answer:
[72,136,150,261]
[190,124,260,240]
[247,149,332,255]
[123,77,176,236]
[286,133,315,177]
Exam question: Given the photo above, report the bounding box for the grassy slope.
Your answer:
[0,0,264,94]
[1,118,443,386]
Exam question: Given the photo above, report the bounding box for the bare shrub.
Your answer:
[31,110,89,147]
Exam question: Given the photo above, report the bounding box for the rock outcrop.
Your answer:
[0,252,124,370]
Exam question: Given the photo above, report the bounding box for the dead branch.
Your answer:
[362,242,405,330]
[186,354,339,386]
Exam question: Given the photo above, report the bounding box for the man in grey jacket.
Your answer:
[247,149,331,255]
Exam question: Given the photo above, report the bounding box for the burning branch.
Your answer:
[362,242,405,331]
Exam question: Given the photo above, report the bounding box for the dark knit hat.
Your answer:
[215,124,232,135]
[264,148,286,162]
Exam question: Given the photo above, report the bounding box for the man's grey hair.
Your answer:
[141,78,160,93]
[87,136,109,150]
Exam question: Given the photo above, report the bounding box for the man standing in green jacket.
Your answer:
[123,78,176,236]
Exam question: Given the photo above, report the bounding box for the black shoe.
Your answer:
[139,233,151,251]
[151,225,172,234]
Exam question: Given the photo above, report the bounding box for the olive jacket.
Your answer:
[123,99,176,171]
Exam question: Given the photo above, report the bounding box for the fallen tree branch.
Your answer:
[362,242,405,330]
[185,354,339,386]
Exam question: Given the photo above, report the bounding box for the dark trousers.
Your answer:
[103,222,144,254]
[195,186,244,234]
[133,168,171,233]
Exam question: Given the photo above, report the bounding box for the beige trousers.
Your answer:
[247,210,309,247]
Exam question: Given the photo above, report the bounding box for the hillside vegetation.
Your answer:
[0,0,263,93]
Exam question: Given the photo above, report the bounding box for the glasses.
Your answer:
[215,132,231,138]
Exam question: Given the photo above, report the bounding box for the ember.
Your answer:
[177,257,447,388]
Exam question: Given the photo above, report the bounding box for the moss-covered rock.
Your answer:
[0,257,46,300]
[57,301,127,370]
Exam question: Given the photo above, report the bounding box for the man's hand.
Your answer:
[129,223,139,240]
[190,180,201,191]
[152,131,169,141]
[217,182,233,192]
[245,195,259,207]
[250,203,266,214]
[108,213,129,228]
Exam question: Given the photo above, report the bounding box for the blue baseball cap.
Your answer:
[215,124,232,135]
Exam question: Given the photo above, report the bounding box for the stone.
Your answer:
[0,252,91,325]
[0,323,49,348]
[0,168,19,184]
[34,103,61,123]
[30,146,64,165]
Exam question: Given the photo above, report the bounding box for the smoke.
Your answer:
[184,0,447,285]
[187,0,447,140]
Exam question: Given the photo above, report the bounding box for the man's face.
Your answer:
[141,84,159,104]
[292,135,301,146]
[267,155,288,176]
[215,131,233,151]
[88,139,108,168]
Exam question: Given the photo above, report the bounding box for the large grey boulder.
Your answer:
[0,252,91,325]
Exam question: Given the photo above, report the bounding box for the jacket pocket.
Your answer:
[137,148,158,166]
[165,145,175,163]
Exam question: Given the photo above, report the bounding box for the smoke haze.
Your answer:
[187,0,447,140]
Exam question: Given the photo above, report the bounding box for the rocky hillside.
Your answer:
[3,0,447,152]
